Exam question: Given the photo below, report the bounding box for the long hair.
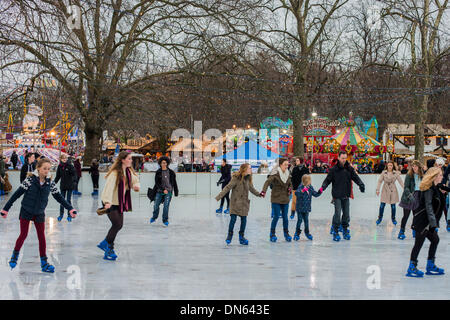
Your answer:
[235,163,252,184]
[407,160,424,178]
[106,151,136,186]
[383,161,397,173]
[419,167,442,191]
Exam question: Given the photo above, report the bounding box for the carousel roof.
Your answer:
[330,125,381,146]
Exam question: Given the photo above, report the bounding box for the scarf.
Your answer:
[118,167,132,214]
[277,167,289,184]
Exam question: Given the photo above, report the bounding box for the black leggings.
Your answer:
[410,229,439,262]
[400,208,411,230]
[220,192,230,208]
[91,174,99,190]
[105,206,123,248]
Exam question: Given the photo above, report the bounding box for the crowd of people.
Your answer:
[0,148,449,279]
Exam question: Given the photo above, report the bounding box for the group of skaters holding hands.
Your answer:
[0,149,448,278]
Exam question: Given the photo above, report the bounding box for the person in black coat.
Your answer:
[407,167,449,277]
[290,156,310,219]
[54,154,77,221]
[20,153,36,183]
[11,151,18,170]
[89,159,100,196]
[150,156,179,226]
[320,151,365,241]
[216,159,232,214]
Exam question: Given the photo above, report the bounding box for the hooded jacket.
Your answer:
[262,168,293,204]
[215,172,260,216]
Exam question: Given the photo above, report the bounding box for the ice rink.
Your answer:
[0,174,448,300]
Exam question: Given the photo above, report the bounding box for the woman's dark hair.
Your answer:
[338,151,347,157]
[222,158,227,163]
[278,158,288,166]
[158,156,171,166]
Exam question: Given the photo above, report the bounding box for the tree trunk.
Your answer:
[84,126,101,164]
[293,94,304,158]
[414,78,430,163]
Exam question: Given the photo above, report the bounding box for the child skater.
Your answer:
[294,174,322,241]
[0,158,78,273]
[215,163,262,245]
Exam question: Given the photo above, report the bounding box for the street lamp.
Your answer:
[312,111,317,117]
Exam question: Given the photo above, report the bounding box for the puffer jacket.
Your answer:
[295,183,321,213]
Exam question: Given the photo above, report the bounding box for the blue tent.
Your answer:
[214,140,280,166]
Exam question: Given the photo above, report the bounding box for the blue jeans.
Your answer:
[59,189,73,216]
[271,203,289,231]
[228,214,247,234]
[379,202,396,218]
[152,192,172,223]
[296,211,310,234]
[333,198,350,231]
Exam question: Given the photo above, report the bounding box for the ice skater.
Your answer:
[150,156,178,226]
[290,156,310,220]
[406,167,449,277]
[1,158,78,273]
[54,154,77,222]
[98,151,140,261]
[319,151,365,242]
[216,159,232,214]
[294,174,322,241]
[261,158,293,242]
[398,160,423,239]
[375,161,404,226]
[89,159,100,196]
[215,163,262,245]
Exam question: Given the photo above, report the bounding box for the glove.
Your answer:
[319,187,324,193]
[1,209,8,218]
[359,185,365,193]
[260,191,266,198]
[69,209,77,218]
[301,187,308,193]
[288,188,292,194]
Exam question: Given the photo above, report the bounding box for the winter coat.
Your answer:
[321,161,364,199]
[291,164,310,190]
[20,161,36,183]
[54,162,77,190]
[400,173,419,204]
[443,165,450,186]
[154,168,179,196]
[3,170,74,223]
[11,153,18,165]
[412,184,444,233]
[215,173,260,216]
[295,184,321,213]
[101,169,140,206]
[262,170,293,204]
[74,160,82,178]
[0,158,5,177]
[89,163,100,176]
[218,164,232,188]
[376,170,404,204]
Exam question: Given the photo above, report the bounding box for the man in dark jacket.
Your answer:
[20,153,36,183]
[11,151,18,170]
[150,156,179,226]
[73,157,82,195]
[290,156,310,218]
[320,151,365,241]
[375,160,385,173]
[216,159,232,214]
[54,155,77,221]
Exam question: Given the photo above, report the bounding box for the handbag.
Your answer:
[399,190,420,211]
[147,187,157,202]
[96,207,110,216]
[3,173,12,193]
